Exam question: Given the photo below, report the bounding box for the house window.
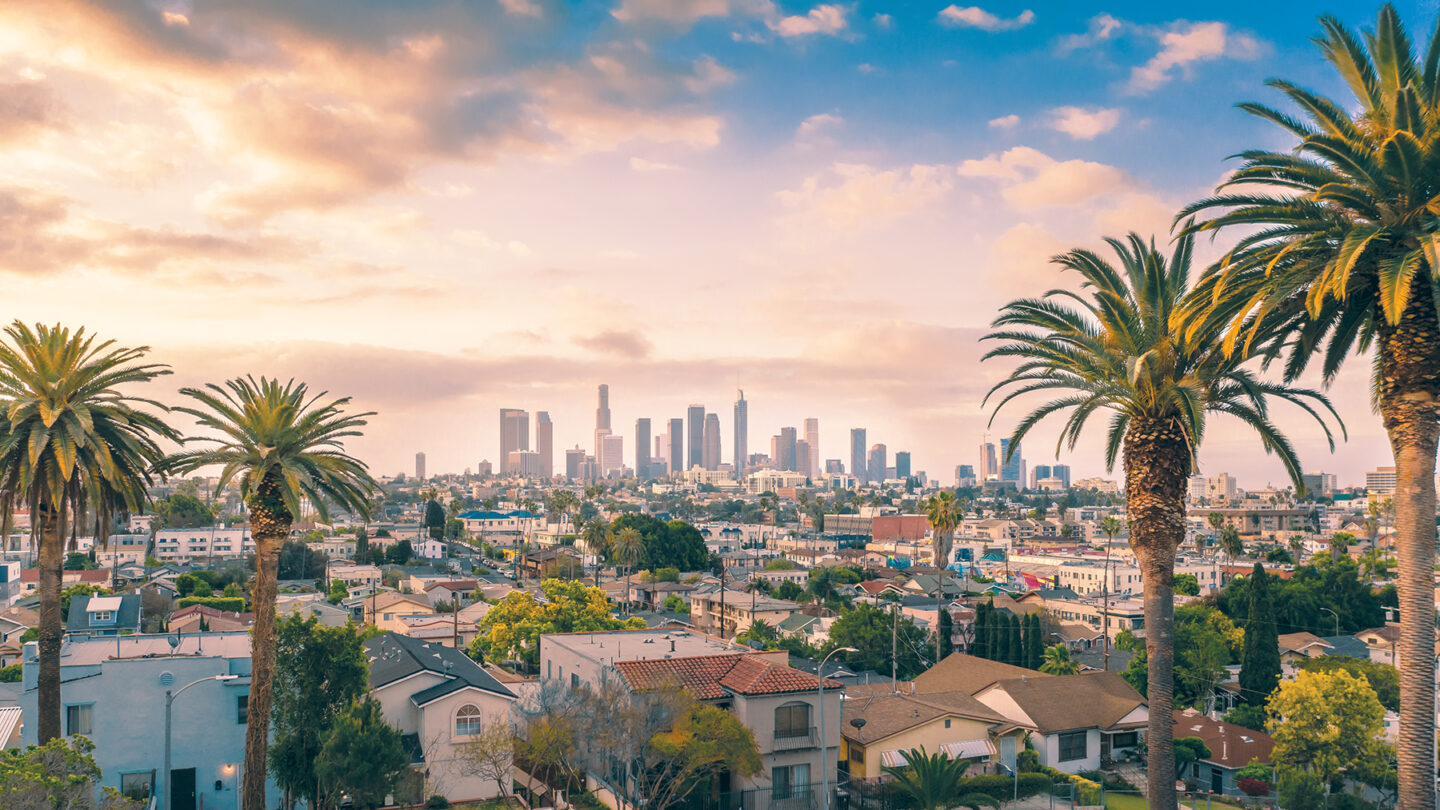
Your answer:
[848,743,865,764]
[1057,731,1087,763]
[772,763,810,799]
[237,694,249,724]
[455,704,483,736]
[120,771,154,802]
[774,702,811,739]
[66,704,94,736]
[1109,731,1138,749]
[91,611,112,623]
[944,718,951,729]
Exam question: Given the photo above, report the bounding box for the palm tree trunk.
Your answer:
[35,498,65,743]
[244,530,281,810]
[1124,418,1189,810]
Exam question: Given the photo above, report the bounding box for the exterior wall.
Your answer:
[843,716,995,781]
[732,690,842,791]
[369,601,434,633]
[415,688,515,801]
[154,528,255,561]
[1036,729,1101,773]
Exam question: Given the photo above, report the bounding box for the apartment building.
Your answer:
[689,588,802,637]
[154,527,254,561]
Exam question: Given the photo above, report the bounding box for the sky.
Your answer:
[1,0,1431,488]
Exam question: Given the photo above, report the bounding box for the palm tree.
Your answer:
[610,526,645,616]
[1177,9,1440,803]
[1098,516,1124,670]
[922,491,962,663]
[982,230,1339,809]
[581,517,609,586]
[881,747,995,810]
[157,376,377,810]
[1288,533,1307,562]
[0,322,177,742]
[1204,511,1225,556]
[1040,643,1080,675]
[1219,524,1245,581]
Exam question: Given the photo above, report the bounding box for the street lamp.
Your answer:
[164,674,239,810]
[1321,607,1340,637]
[819,646,858,810]
[999,762,1020,807]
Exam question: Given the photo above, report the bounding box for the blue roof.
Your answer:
[458,510,534,520]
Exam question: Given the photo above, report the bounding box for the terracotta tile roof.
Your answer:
[1174,708,1274,769]
[614,653,841,699]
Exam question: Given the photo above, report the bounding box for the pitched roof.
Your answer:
[364,632,515,703]
[368,592,433,612]
[424,579,479,592]
[910,653,1049,696]
[1277,632,1332,654]
[65,594,141,633]
[1173,708,1274,769]
[1317,635,1373,660]
[986,672,1145,734]
[841,689,1013,744]
[613,653,840,699]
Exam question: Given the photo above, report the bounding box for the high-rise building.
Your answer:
[999,438,1023,484]
[979,442,997,481]
[1301,471,1336,497]
[804,418,820,478]
[868,444,887,483]
[776,427,797,471]
[669,417,685,477]
[635,418,652,479]
[536,411,553,479]
[1051,464,1071,489]
[895,451,911,480]
[566,447,587,480]
[656,434,669,475]
[703,413,721,470]
[477,460,492,477]
[600,434,624,476]
[733,391,748,480]
[796,440,812,478]
[1365,466,1397,494]
[415,452,426,481]
[1031,464,1051,490]
[956,464,976,486]
[850,429,867,484]
[507,450,541,477]
[500,408,529,474]
[826,459,844,474]
[687,405,705,471]
[596,384,611,432]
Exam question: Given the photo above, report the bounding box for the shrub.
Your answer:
[425,796,449,809]
[956,774,1049,801]
[177,596,246,612]
[1237,777,1272,797]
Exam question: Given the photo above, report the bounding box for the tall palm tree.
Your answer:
[1178,9,1440,803]
[1204,511,1225,556]
[157,377,376,810]
[0,322,177,742]
[1039,643,1080,675]
[922,491,962,663]
[1219,524,1245,582]
[982,231,1339,809]
[582,517,609,586]
[1288,533,1307,562]
[610,526,645,616]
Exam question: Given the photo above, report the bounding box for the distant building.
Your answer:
[154,527,255,561]
[867,444,887,484]
[536,411,553,478]
[499,408,529,474]
[703,412,721,470]
[733,391,748,480]
[895,451,911,480]
[687,405,705,470]
[1301,471,1336,497]
[600,434,624,476]
[999,438,1023,486]
[415,451,427,481]
[956,464,976,487]
[804,417,820,476]
[1188,472,1238,503]
[635,417,652,479]
[66,594,142,638]
[1051,464,1071,489]
[1366,466,1397,495]
[669,417,685,478]
[978,442,997,481]
[795,440,812,478]
[851,428,867,483]
[506,450,542,478]
[565,447,587,480]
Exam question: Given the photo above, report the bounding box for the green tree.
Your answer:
[1025,612,1043,669]
[1268,669,1390,788]
[972,600,990,660]
[606,514,710,571]
[881,747,996,810]
[1180,8,1440,803]
[610,526,646,617]
[1173,573,1200,596]
[471,579,644,668]
[157,376,377,810]
[0,664,18,683]
[385,539,413,565]
[983,232,1338,808]
[326,579,349,604]
[635,701,762,810]
[61,584,111,622]
[0,735,138,809]
[922,491,962,663]
[773,580,803,602]
[315,698,408,810]
[1277,769,1325,810]
[828,603,928,680]
[269,615,371,810]
[1040,644,1079,675]
[1239,563,1282,706]
[153,492,216,529]
[1174,737,1212,780]
[0,323,177,744]
[1223,704,1269,733]
[1295,655,1400,712]
[662,593,686,613]
[1006,613,1022,667]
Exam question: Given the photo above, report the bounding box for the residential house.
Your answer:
[749,568,808,589]
[840,688,1026,782]
[366,633,518,802]
[275,597,352,627]
[1278,632,1333,672]
[365,592,437,633]
[170,605,254,634]
[519,546,582,578]
[66,594,142,638]
[689,588,801,638]
[631,581,697,612]
[19,567,110,596]
[971,672,1147,773]
[400,613,478,648]
[1173,708,1274,796]
[425,580,479,606]
[0,615,29,666]
[326,562,383,592]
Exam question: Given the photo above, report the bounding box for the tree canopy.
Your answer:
[471,578,645,669]
[1267,669,1390,787]
[607,514,710,571]
[315,698,409,810]
[828,602,929,680]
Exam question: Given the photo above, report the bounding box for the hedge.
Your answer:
[177,596,247,612]
[957,773,1050,801]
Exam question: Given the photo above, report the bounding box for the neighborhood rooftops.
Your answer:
[613,652,841,699]
[977,671,1146,735]
[910,652,1050,695]
[365,632,515,705]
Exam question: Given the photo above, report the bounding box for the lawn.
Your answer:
[1104,794,1246,810]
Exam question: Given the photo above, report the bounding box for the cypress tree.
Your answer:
[1239,563,1282,705]
[1026,613,1045,669]
[973,601,990,659]
[1007,613,1024,666]
[991,608,1007,661]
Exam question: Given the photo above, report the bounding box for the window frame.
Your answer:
[455,703,483,737]
[65,703,94,736]
[237,694,249,724]
[120,770,155,802]
[773,701,811,739]
[1056,730,1088,763]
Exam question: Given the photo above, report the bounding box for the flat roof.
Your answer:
[543,627,744,663]
[57,631,252,665]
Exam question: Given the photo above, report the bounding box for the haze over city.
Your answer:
[0,1,1408,483]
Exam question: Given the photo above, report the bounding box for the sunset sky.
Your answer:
[0,1,1419,486]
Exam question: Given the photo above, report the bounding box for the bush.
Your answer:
[1237,777,1272,797]
[1278,770,1323,810]
[1017,749,1041,772]
[425,796,449,809]
[177,596,246,612]
[957,773,1049,801]
[0,663,18,682]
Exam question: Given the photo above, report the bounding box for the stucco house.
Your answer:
[840,687,1026,782]
[972,672,1146,772]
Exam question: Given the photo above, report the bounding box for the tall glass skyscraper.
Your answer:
[687,405,705,471]
[850,428,867,482]
[733,391,748,480]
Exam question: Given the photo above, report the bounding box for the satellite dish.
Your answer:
[850,717,866,730]
[167,634,180,650]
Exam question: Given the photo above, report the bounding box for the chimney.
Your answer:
[670,639,675,652]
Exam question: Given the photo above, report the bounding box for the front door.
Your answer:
[1210,767,1223,795]
[171,767,196,810]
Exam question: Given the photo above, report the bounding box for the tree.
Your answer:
[314,698,408,810]
[1239,563,1282,706]
[385,539,413,565]
[606,514,710,571]
[326,579,348,604]
[458,717,516,804]
[922,491,962,663]
[773,580,803,602]
[269,615,370,810]
[1024,613,1043,670]
[610,526,645,616]
[1268,669,1390,788]
[1277,769,1325,810]
[1173,573,1199,596]
[355,527,369,564]
[982,232,1337,809]
[0,735,137,809]
[662,594,686,613]
[63,553,93,571]
[829,603,928,680]
[1295,655,1400,712]
[735,619,780,649]
[158,376,377,810]
[0,323,176,744]
[1040,644,1079,675]
[1173,737,1212,779]
[278,539,328,580]
[1180,8,1440,803]
[471,579,645,669]
[1219,525,1245,573]
[1006,613,1022,667]
[882,747,995,810]
[153,492,216,529]
[1223,704,1269,733]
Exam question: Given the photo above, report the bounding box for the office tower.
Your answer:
[415,452,426,481]
[733,391,748,480]
[956,464,976,486]
[477,460,492,477]
[825,459,844,474]
[536,411,553,478]
[687,405,705,471]
[850,429,867,483]
[999,438,1023,484]
[601,434,624,476]
[566,447,586,480]
[703,413,721,470]
[508,450,541,477]
[796,440,812,478]
[895,451,911,480]
[500,408,529,474]
[1051,464,1071,489]
[669,417,685,476]
[596,384,611,431]
[804,418,820,478]
[979,442,997,481]
[634,418,652,479]
[1031,464,1051,490]
[657,434,669,474]
[777,427,798,471]
[868,444,887,484]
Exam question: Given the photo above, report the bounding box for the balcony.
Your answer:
[772,726,818,750]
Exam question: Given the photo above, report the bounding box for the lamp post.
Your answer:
[164,674,239,810]
[819,646,858,810]
[1321,607,1340,638]
[1000,762,1020,807]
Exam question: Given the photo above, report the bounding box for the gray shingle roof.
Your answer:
[364,632,516,703]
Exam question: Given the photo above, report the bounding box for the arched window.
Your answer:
[774,701,810,738]
[455,704,483,736]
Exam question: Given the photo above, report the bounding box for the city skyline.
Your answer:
[0,1,1402,487]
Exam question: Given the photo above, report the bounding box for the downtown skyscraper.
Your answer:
[703,413,721,470]
[594,384,611,461]
[804,418,819,477]
[687,405,704,471]
[733,390,748,480]
[499,408,529,474]
[669,417,684,477]
[850,428,867,482]
[536,411,553,478]
[635,417,652,479]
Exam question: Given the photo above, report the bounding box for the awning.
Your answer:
[879,750,909,768]
[941,739,996,759]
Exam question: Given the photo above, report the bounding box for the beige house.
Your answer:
[689,588,801,637]
[841,688,1025,782]
[365,592,436,633]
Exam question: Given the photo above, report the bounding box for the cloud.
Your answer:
[873,13,892,29]
[498,0,544,17]
[937,6,1035,32]
[796,112,843,142]
[0,81,68,144]
[988,114,1020,129]
[1127,21,1261,93]
[1056,13,1122,55]
[776,163,954,229]
[1048,106,1121,140]
[629,156,680,171]
[770,4,849,37]
[957,146,1132,209]
[573,329,654,359]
